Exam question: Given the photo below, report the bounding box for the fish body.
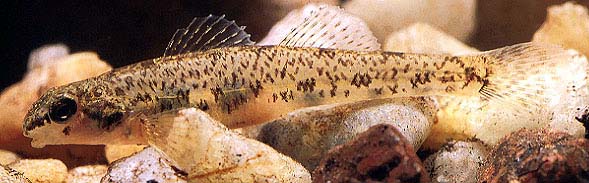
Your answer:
[20,6,589,182]
[22,6,586,150]
[22,42,576,148]
[92,46,487,126]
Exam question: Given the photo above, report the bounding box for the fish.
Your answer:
[22,5,585,152]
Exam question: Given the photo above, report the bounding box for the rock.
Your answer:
[1,165,31,183]
[342,0,476,43]
[0,149,21,165]
[254,98,438,170]
[424,140,488,183]
[104,145,147,163]
[144,108,311,182]
[532,4,589,134]
[384,23,479,55]
[312,124,430,183]
[102,147,186,183]
[472,0,589,50]
[26,43,70,70]
[533,2,589,58]
[480,129,589,182]
[0,44,111,167]
[66,165,108,183]
[8,159,68,183]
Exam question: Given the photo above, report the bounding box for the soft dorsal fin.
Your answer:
[162,15,255,59]
[259,4,380,51]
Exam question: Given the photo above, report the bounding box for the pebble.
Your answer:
[8,159,67,183]
[313,124,430,183]
[480,129,589,182]
[424,140,488,183]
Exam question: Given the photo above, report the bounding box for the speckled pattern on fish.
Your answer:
[21,7,587,150]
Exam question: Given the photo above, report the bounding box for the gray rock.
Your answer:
[424,140,488,183]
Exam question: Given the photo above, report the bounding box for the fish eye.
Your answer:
[48,96,77,123]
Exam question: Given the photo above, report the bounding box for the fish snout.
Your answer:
[23,105,50,137]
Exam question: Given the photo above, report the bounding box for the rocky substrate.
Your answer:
[1,1,589,183]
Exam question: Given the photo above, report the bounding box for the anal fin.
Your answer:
[161,15,255,60]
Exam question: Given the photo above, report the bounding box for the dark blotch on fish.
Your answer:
[62,126,71,136]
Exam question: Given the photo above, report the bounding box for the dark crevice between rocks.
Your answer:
[400,173,422,183]
[574,107,589,139]
[366,157,401,181]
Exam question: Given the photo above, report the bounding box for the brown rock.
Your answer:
[8,159,68,183]
[480,129,589,182]
[313,124,430,183]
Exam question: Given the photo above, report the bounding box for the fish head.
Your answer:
[23,82,146,148]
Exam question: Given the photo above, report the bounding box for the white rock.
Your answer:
[343,0,476,42]
[425,140,488,183]
[9,159,67,183]
[101,147,186,183]
[533,2,589,57]
[384,23,479,55]
[67,165,108,183]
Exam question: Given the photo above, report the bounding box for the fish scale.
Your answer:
[85,46,486,128]
[22,6,586,159]
[20,6,589,182]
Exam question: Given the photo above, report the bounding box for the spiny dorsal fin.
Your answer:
[259,4,380,51]
[162,15,255,59]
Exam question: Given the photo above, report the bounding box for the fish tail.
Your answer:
[479,42,588,110]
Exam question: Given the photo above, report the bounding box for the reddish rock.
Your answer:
[313,124,430,183]
[480,129,589,182]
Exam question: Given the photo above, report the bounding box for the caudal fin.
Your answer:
[480,43,588,111]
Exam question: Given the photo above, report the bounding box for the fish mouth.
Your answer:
[30,138,47,148]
